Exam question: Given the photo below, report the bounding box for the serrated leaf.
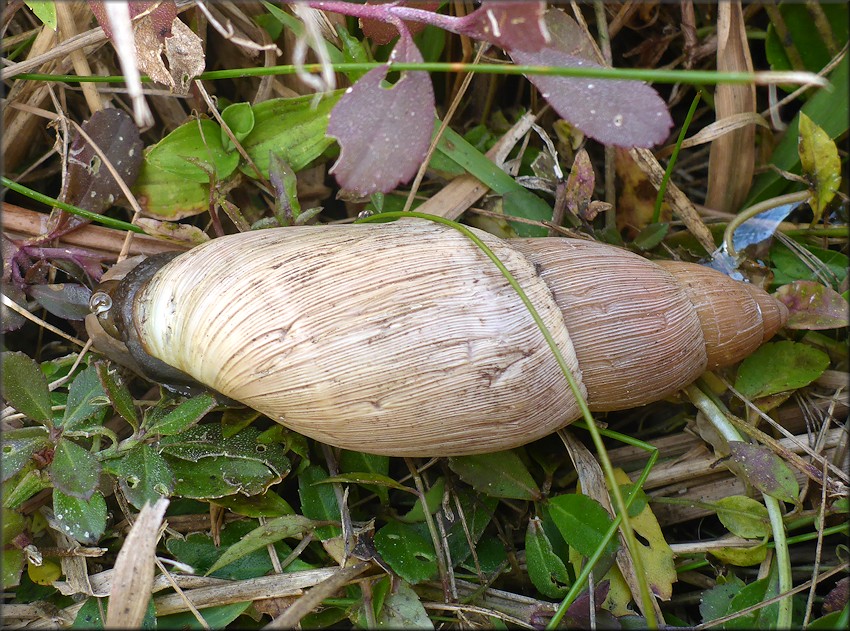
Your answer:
[145,392,216,436]
[776,281,849,330]
[146,118,239,183]
[510,10,672,148]
[95,361,138,429]
[547,494,618,559]
[699,576,746,623]
[726,442,800,505]
[212,492,294,518]
[298,465,341,540]
[715,495,771,539]
[525,516,571,598]
[1,352,52,424]
[53,489,107,544]
[328,32,434,196]
[448,450,540,500]
[60,364,108,431]
[373,521,437,584]
[167,456,283,499]
[104,444,174,509]
[734,341,830,399]
[49,438,100,500]
[206,515,315,575]
[0,430,50,482]
[798,113,842,223]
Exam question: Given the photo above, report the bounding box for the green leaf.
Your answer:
[1,352,52,424]
[166,519,311,580]
[444,487,498,567]
[734,341,830,399]
[726,442,800,505]
[436,125,551,236]
[525,516,571,599]
[131,160,210,219]
[699,575,746,623]
[320,472,414,495]
[145,393,217,436]
[298,465,340,539]
[167,456,284,499]
[53,489,107,544]
[103,444,174,509]
[448,450,540,500]
[95,361,138,429]
[725,577,770,629]
[1,429,50,482]
[241,92,342,178]
[747,55,849,206]
[547,494,618,559]
[633,222,669,251]
[159,423,289,478]
[798,113,842,222]
[60,364,108,431]
[25,1,57,30]
[72,596,156,629]
[212,492,294,518]
[771,243,848,288]
[376,578,434,629]
[220,102,255,149]
[339,450,391,504]
[146,118,240,183]
[373,521,438,584]
[49,438,100,500]
[715,495,771,539]
[765,3,847,75]
[400,476,445,523]
[206,514,315,575]
[156,602,251,630]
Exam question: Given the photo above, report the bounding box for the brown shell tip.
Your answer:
[743,283,788,342]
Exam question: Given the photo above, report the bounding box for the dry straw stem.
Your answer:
[106,498,170,628]
[706,1,756,214]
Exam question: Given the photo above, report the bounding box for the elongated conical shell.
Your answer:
[509,238,709,410]
[656,261,787,368]
[133,220,584,456]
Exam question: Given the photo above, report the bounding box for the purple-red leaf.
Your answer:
[49,109,143,238]
[775,281,849,330]
[328,32,434,196]
[510,10,672,148]
[564,148,595,219]
[29,284,93,321]
[455,1,549,53]
[360,1,439,45]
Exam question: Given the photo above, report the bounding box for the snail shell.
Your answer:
[87,220,786,456]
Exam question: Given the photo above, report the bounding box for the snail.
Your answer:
[86,219,787,456]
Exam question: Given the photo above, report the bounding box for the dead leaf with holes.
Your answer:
[135,15,205,95]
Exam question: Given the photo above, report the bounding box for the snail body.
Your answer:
[87,220,786,456]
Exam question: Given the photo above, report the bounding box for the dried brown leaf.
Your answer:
[705,1,756,212]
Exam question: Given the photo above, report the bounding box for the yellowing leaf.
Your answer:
[602,470,677,615]
[798,112,841,223]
